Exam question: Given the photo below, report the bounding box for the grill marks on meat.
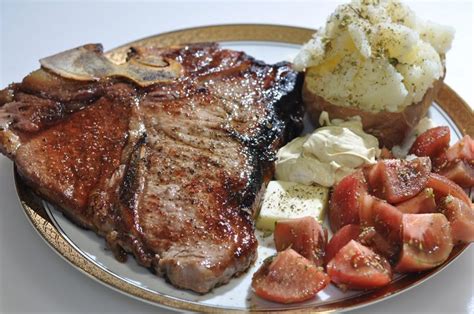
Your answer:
[0,43,303,293]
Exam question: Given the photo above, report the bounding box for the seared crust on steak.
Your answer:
[0,43,303,293]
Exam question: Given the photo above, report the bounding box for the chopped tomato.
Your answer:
[409,126,450,159]
[425,173,471,205]
[357,196,402,261]
[363,162,383,193]
[329,170,367,232]
[358,192,375,224]
[444,135,474,163]
[324,224,361,265]
[440,196,474,244]
[252,249,330,304]
[438,160,474,188]
[327,240,392,290]
[370,198,403,244]
[432,152,448,171]
[434,135,474,188]
[395,214,453,273]
[357,198,402,258]
[360,228,400,262]
[396,188,437,214]
[365,157,431,204]
[359,195,403,245]
[274,217,327,267]
[324,224,398,265]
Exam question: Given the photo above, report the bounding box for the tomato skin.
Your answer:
[438,160,474,188]
[252,249,330,304]
[359,195,403,248]
[361,229,400,262]
[357,196,403,261]
[440,196,474,244]
[444,135,474,163]
[425,173,471,205]
[409,126,450,158]
[334,193,402,262]
[367,197,403,244]
[324,224,399,265]
[395,214,453,273]
[324,224,361,265]
[365,158,432,204]
[432,152,448,172]
[434,135,474,188]
[274,217,327,267]
[396,188,437,214]
[329,170,367,232]
[358,193,375,225]
[327,240,392,290]
[363,162,384,197]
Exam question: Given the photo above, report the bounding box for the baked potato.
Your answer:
[302,76,444,148]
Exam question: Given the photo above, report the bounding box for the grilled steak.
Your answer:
[0,43,303,293]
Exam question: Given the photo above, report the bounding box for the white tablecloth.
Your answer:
[1,1,472,313]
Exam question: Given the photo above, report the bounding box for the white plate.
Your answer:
[15,25,473,313]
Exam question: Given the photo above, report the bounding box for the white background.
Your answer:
[1,0,473,313]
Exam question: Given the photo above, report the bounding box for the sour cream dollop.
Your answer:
[275,112,380,187]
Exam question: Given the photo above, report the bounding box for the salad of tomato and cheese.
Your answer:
[252,125,474,304]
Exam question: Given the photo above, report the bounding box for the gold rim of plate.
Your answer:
[14,24,474,313]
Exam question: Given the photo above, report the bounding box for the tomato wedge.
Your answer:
[444,135,474,162]
[274,217,327,267]
[395,214,453,273]
[425,173,471,205]
[361,228,400,262]
[396,188,437,214]
[324,224,399,265]
[356,195,402,260]
[433,152,449,172]
[434,135,474,188]
[438,160,474,188]
[252,249,330,303]
[327,240,392,290]
[409,126,450,159]
[324,224,361,265]
[329,170,367,232]
[371,198,403,244]
[359,195,403,245]
[365,158,431,204]
[363,161,383,186]
[440,196,474,244]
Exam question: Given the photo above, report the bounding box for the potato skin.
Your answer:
[302,77,443,148]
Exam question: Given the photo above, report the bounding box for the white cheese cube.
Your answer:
[256,180,329,231]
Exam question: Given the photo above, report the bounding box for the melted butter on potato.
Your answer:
[294,0,454,113]
[275,112,380,187]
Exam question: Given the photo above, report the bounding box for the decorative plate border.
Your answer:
[15,24,473,313]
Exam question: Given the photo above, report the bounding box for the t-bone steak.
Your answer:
[0,43,304,293]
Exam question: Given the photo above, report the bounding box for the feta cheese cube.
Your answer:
[256,181,329,231]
